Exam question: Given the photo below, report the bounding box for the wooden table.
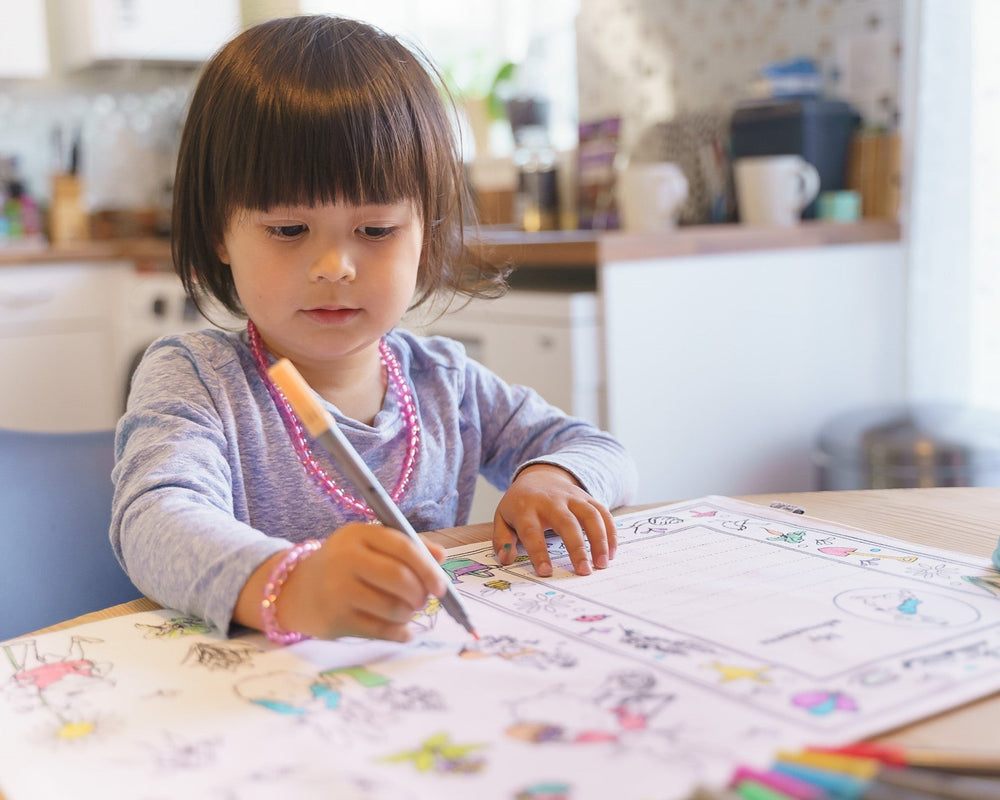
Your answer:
[36,488,1000,750]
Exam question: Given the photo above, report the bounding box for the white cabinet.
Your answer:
[404,290,602,522]
[600,241,908,503]
[0,262,130,432]
[55,0,241,69]
[0,0,49,78]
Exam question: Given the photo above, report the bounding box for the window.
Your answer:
[300,0,579,154]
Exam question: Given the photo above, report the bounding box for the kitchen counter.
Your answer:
[0,219,900,269]
[0,218,907,505]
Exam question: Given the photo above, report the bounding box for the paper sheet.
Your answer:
[3,496,1000,800]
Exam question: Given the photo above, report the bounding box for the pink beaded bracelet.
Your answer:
[260,539,321,645]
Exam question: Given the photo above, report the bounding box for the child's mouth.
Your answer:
[302,307,360,325]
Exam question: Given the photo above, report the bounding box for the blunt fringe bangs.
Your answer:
[173,15,504,318]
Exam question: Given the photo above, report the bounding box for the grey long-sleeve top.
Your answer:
[111,327,637,634]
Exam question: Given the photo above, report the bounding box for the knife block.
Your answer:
[49,173,88,244]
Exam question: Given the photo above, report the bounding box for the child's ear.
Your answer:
[215,240,230,265]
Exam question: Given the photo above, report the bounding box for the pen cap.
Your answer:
[268,359,331,437]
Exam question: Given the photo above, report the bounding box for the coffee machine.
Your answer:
[730,98,860,218]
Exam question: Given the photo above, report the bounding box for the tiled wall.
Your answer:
[0,71,194,218]
[0,1,904,217]
[577,0,904,156]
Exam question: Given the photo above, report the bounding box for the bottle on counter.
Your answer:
[513,125,559,232]
[508,97,559,232]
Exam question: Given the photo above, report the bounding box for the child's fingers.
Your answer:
[493,514,554,577]
[491,514,521,567]
[365,528,447,600]
[573,500,618,569]
[544,508,593,575]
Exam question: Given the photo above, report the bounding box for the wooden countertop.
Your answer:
[0,219,901,269]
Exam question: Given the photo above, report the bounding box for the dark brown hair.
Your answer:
[172,14,505,318]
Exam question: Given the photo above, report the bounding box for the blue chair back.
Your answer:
[0,428,141,641]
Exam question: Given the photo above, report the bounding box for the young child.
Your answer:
[111,15,637,646]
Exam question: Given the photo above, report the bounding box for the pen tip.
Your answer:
[471,630,480,641]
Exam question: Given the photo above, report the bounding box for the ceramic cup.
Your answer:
[616,161,689,232]
[818,189,861,223]
[734,155,821,226]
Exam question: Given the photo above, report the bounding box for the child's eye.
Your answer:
[359,225,395,239]
[266,224,307,239]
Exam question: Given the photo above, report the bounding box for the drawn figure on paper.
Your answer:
[515,781,572,800]
[458,634,576,670]
[135,615,214,639]
[182,640,258,671]
[483,578,513,593]
[235,665,442,741]
[594,670,675,733]
[441,556,495,583]
[513,590,581,618]
[902,639,1000,669]
[141,730,223,771]
[819,546,917,564]
[506,669,674,747]
[410,596,443,632]
[703,660,772,684]
[2,636,112,740]
[690,509,717,518]
[723,518,749,532]
[766,529,806,544]
[835,588,979,628]
[623,515,683,537]
[620,627,715,659]
[792,689,858,716]
[963,574,1000,598]
[381,731,487,774]
[907,561,957,581]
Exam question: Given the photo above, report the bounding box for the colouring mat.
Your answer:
[4,495,1000,800]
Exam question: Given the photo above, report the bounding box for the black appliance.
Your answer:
[730,98,861,218]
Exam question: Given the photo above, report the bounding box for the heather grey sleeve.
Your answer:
[110,337,289,634]
[465,358,638,510]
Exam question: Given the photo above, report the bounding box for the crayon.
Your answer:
[689,784,744,800]
[729,765,826,800]
[770,761,867,799]
[733,780,796,800]
[808,743,1000,775]
[775,750,882,779]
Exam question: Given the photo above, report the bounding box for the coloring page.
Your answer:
[2,496,1000,800]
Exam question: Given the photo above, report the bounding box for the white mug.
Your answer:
[734,155,821,226]
[616,161,689,232]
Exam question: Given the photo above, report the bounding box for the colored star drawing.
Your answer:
[381,732,488,774]
[704,660,772,683]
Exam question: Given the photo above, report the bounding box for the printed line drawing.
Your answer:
[3,495,1000,800]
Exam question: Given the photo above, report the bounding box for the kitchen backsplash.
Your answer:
[0,0,903,220]
[577,0,903,157]
[0,70,194,220]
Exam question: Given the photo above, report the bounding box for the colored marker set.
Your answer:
[687,742,1000,800]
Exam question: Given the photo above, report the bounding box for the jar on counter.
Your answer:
[513,125,559,232]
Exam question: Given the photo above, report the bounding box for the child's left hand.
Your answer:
[493,464,617,577]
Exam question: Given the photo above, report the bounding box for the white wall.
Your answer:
[600,242,907,503]
[903,0,1000,412]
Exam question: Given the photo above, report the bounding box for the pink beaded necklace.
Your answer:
[247,320,420,521]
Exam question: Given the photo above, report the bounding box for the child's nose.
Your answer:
[310,245,356,283]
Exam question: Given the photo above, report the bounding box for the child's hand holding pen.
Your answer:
[493,463,618,577]
[236,523,448,643]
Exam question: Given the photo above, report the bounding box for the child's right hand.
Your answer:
[236,523,448,643]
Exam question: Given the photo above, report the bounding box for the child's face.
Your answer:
[217,200,422,373]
